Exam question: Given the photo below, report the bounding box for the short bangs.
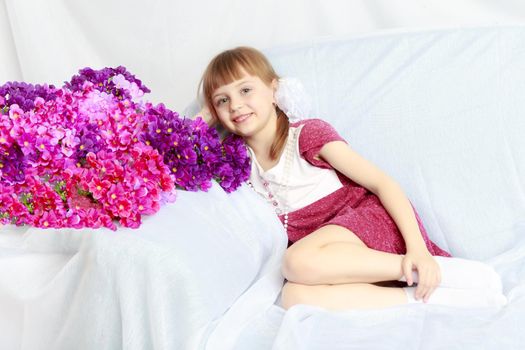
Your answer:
[203,47,277,100]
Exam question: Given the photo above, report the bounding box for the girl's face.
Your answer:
[211,70,277,139]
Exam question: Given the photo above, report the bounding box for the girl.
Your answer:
[196,46,507,311]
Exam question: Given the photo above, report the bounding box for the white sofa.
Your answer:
[1,25,524,349]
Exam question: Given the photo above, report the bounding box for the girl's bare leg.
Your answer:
[281,281,408,311]
[282,225,406,285]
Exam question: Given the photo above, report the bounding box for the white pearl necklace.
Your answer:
[247,128,297,234]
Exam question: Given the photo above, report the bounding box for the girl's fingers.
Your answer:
[406,258,441,300]
[423,288,434,303]
[416,283,428,300]
[402,259,414,286]
[415,268,424,299]
[420,272,439,302]
[416,268,432,300]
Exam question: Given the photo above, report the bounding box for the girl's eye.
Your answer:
[216,97,228,106]
[241,88,251,94]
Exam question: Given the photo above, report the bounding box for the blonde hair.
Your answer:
[199,46,289,160]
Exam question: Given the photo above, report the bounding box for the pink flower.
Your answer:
[106,183,127,205]
[112,197,133,218]
[35,136,52,154]
[49,127,66,146]
[18,133,35,156]
[0,126,12,146]
[87,176,112,201]
[68,189,99,211]
[112,74,144,101]
[66,211,82,228]
[120,212,141,228]
[136,196,156,215]
[37,210,62,229]
[8,104,24,121]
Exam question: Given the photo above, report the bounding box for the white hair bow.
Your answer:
[274,77,311,122]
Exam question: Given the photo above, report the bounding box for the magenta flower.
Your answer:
[86,176,112,201]
[37,210,62,229]
[106,183,127,205]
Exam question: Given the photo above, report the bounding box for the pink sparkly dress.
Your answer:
[251,118,451,257]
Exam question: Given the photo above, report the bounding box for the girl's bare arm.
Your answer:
[318,141,429,253]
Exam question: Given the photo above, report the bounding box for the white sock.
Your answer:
[398,256,502,291]
[403,286,507,308]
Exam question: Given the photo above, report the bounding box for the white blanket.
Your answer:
[2,25,525,349]
[0,185,287,349]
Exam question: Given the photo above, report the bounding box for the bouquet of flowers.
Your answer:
[0,67,250,230]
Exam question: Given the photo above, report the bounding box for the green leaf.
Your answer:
[77,188,91,196]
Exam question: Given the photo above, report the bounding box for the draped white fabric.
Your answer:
[0,185,288,349]
[1,0,525,110]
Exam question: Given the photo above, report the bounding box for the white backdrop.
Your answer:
[1,0,525,115]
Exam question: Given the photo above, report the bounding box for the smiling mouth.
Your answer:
[233,113,253,123]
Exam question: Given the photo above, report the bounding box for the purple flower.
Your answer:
[215,134,251,192]
[18,132,36,156]
[0,82,59,112]
[139,107,234,191]
[65,66,150,101]
[74,124,103,161]
[0,143,27,184]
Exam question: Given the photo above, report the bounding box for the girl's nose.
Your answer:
[230,101,243,112]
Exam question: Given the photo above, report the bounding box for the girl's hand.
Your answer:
[193,106,216,126]
[402,252,441,303]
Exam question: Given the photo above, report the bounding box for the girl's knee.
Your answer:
[281,282,314,310]
[281,247,320,285]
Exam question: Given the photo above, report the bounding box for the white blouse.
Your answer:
[247,125,343,213]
